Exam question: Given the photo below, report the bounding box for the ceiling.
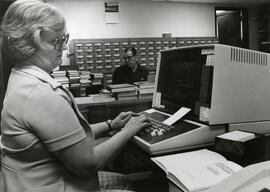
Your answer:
[128,0,270,5]
[48,0,270,5]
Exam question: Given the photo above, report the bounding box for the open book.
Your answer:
[204,160,270,192]
[151,149,243,192]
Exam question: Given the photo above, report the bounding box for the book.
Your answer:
[217,130,256,142]
[116,90,138,97]
[138,88,154,94]
[204,160,270,192]
[114,90,138,101]
[138,93,153,98]
[75,94,115,104]
[91,73,104,85]
[106,83,137,93]
[133,81,155,98]
[151,149,243,192]
[133,81,155,89]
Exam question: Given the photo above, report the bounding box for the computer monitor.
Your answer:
[153,44,270,125]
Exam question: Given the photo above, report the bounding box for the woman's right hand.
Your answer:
[121,115,151,138]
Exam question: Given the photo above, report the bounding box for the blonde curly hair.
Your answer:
[0,0,65,60]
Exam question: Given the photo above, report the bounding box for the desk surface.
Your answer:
[75,95,153,123]
[75,95,153,108]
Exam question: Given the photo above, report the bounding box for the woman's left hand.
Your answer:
[111,111,139,130]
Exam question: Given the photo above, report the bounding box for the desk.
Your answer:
[75,96,270,192]
[118,133,270,192]
[75,95,169,191]
[75,95,153,123]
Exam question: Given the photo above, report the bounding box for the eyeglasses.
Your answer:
[50,33,69,50]
[124,55,136,61]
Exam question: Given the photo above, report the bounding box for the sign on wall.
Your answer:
[105,2,119,24]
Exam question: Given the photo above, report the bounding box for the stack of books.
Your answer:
[106,83,138,101]
[134,81,155,98]
[91,73,104,86]
[51,70,69,88]
[79,70,92,85]
[79,71,92,97]
[67,70,80,88]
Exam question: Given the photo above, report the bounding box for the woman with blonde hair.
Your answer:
[0,0,149,191]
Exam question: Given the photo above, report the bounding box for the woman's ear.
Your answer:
[36,29,51,50]
[33,28,42,48]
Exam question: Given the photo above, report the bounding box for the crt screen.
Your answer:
[157,48,206,117]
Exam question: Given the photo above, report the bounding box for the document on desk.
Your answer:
[163,107,191,125]
[204,160,270,192]
[151,149,243,192]
[217,130,256,142]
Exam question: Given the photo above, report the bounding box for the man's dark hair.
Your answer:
[124,46,137,56]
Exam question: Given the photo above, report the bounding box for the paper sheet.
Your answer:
[163,107,191,125]
[217,130,256,142]
[144,108,156,114]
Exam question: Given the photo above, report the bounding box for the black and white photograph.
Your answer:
[0,0,270,191]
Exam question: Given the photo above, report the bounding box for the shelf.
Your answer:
[252,16,270,22]
[260,41,270,45]
[258,30,270,33]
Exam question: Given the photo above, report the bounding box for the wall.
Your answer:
[49,0,216,39]
[48,0,262,65]
[248,7,259,51]
[48,0,216,65]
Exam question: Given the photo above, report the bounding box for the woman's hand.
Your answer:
[121,115,151,138]
[111,111,139,130]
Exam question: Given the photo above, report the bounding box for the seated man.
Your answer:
[112,46,149,84]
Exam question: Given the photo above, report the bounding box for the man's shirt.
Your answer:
[112,62,149,84]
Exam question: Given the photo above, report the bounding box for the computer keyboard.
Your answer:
[132,109,223,155]
[137,117,200,145]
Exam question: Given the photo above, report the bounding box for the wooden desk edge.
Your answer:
[76,96,153,108]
